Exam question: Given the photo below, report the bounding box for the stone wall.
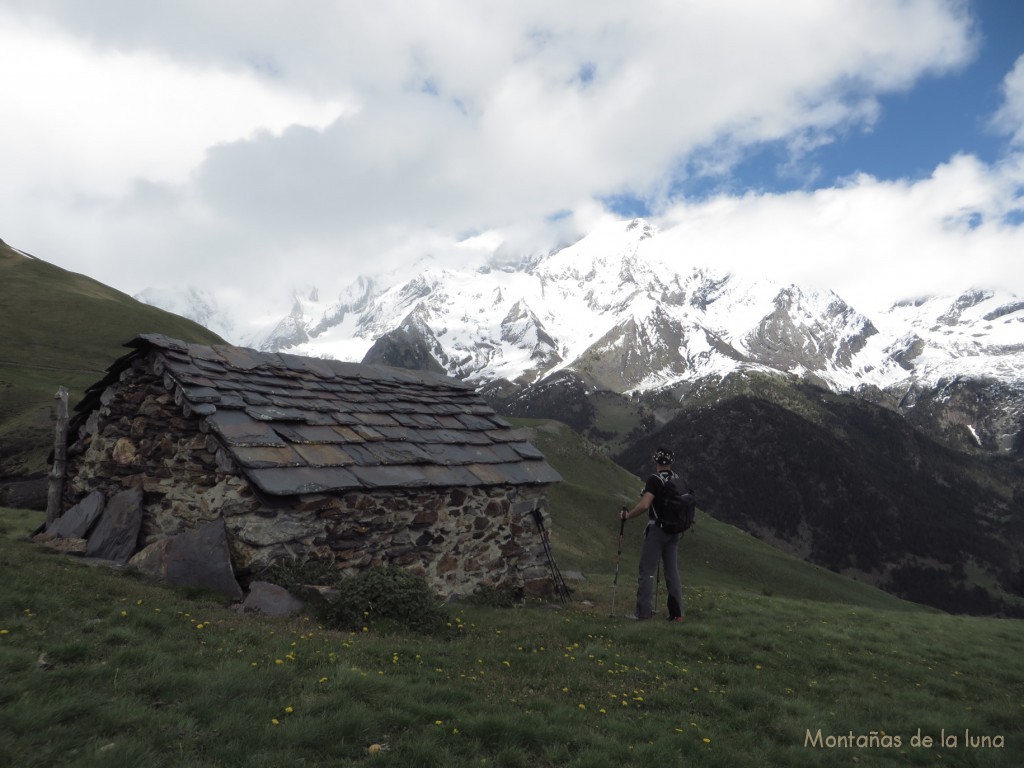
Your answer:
[62,353,557,598]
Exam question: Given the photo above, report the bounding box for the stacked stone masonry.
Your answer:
[61,336,560,599]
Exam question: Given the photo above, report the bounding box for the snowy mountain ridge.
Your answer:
[136,217,1024,450]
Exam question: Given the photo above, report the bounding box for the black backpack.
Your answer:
[652,473,696,535]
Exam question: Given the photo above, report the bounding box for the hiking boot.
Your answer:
[624,613,651,621]
[667,616,684,623]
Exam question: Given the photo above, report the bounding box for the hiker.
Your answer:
[619,447,685,622]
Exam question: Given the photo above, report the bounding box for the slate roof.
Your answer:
[74,334,562,496]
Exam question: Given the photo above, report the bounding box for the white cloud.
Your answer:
[0,11,346,194]
[4,0,1020,334]
[994,54,1024,145]
[653,153,1024,314]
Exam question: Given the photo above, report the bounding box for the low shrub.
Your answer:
[466,584,522,608]
[317,565,451,635]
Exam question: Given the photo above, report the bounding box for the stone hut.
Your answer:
[56,334,563,598]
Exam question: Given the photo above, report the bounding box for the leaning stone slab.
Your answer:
[241,581,305,617]
[86,487,143,562]
[48,490,106,539]
[129,519,243,600]
[37,536,88,555]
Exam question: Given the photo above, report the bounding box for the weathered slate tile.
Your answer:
[331,425,366,443]
[433,403,466,416]
[511,442,546,460]
[191,358,228,374]
[456,431,493,446]
[432,429,471,444]
[372,426,417,441]
[131,333,188,353]
[232,444,305,469]
[274,353,338,379]
[354,411,400,427]
[187,343,228,362]
[348,464,430,488]
[302,397,339,412]
[485,428,532,443]
[455,413,499,431]
[273,424,349,444]
[464,462,519,485]
[365,441,433,465]
[215,346,266,370]
[174,373,218,388]
[419,443,500,465]
[242,391,273,406]
[416,464,489,486]
[410,413,443,428]
[351,424,385,441]
[185,402,217,417]
[518,461,564,484]
[245,466,361,495]
[339,443,379,465]
[487,444,523,463]
[301,411,338,427]
[331,411,360,426]
[269,395,318,409]
[391,413,422,428]
[245,405,308,422]
[291,443,356,467]
[180,386,221,403]
[207,410,288,446]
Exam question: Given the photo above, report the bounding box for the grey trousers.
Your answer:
[636,523,683,619]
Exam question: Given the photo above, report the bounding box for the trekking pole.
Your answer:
[531,508,570,603]
[655,559,661,615]
[611,510,626,616]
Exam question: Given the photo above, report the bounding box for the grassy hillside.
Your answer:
[2,506,1021,767]
[516,418,921,613]
[0,239,223,495]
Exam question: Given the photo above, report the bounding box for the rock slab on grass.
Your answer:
[130,519,243,599]
[48,490,105,539]
[241,581,305,617]
[85,488,143,562]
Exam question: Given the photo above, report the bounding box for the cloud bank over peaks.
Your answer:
[1,0,1021,330]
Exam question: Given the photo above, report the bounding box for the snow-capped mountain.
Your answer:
[138,218,1024,452]
[135,285,236,342]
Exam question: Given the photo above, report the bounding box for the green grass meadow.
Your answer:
[2,419,1023,767]
[3,499,1023,768]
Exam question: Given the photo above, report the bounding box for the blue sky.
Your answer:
[609,0,1024,211]
[0,0,1022,335]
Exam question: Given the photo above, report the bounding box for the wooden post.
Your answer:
[45,386,69,526]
